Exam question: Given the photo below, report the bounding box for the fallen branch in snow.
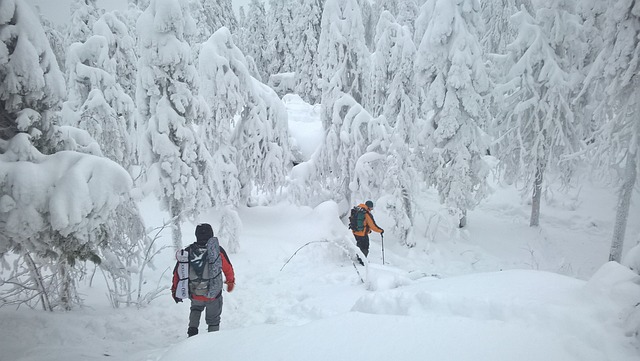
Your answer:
[280,239,367,283]
[280,241,330,271]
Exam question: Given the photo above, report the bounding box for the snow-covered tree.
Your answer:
[396,0,419,35]
[93,12,138,101]
[198,27,242,207]
[136,0,209,250]
[577,0,640,262]
[414,0,492,227]
[66,0,101,47]
[481,0,519,55]
[318,0,371,130]
[292,0,323,104]
[0,0,66,153]
[370,11,417,122]
[39,14,67,74]
[360,0,376,51]
[311,92,388,207]
[0,134,133,310]
[370,10,420,245]
[191,0,237,42]
[238,0,269,81]
[495,2,584,227]
[62,30,135,171]
[1,0,143,311]
[265,0,295,76]
[200,27,292,206]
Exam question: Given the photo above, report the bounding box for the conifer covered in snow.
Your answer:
[396,0,419,35]
[136,0,209,250]
[414,0,492,227]
[292,0,323,104]
[1,0,140,311]
[238,0,269,81]
[494,1,584,227]
[370,10,420,246]
[62,30,135,171]
[93,12,138,102]
[480,0,519,55]
[312,93,388,206]
[318,0,371,130]
[200,27,292,206]
[578,0,640,262]
[265,0,295,76]
[0,0,66,154]
[0,134,133,310]
[66,0,101,47]
[39,15,67,74]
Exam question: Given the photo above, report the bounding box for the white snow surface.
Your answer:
[2,96,640,361]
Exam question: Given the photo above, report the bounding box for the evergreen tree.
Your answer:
[313,93,388,206]
[0,0,134,310]
[0,0,66,153]
[66,0,101,47]
[414,0,492,227]
[266,0,295,76]
[292,0,323,104]
[198,27,242,208]
[396,0,419,35]
[200,27,292,206]
[93,12,138,102]
[39,14,67,74]
[63,34,135,171]
[318,0,371,130]
[136,0,210,250]
[239,0,269,81]
[578,0,640,262]
[480,0,519,55]
[371,10,420,246]
[494,2,584,227]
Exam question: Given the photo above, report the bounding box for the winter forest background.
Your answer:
[1,0,640,343]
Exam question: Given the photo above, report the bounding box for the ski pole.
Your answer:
[381,233,385,265]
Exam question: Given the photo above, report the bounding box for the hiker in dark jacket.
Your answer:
[352,200,384,264]
[171,223,235,337]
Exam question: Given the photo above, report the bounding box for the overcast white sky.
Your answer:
[25,0,250,25]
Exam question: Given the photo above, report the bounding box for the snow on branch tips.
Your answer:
[0,134,132,251]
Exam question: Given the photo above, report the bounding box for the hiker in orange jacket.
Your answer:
[352,200,384,265]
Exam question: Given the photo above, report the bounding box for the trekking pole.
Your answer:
[381,233,385,265]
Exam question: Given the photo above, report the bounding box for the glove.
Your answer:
[173,296,183,303]
[226,280,235,293]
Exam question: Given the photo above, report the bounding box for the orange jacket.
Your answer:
[352,203,384,237]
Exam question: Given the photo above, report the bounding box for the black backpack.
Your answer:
[349,206,366,231]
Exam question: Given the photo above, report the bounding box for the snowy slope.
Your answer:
[1,95,639,361]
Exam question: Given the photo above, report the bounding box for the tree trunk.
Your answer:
[609,151,637,262]
[459,209,468,228]
[24,252,52,312]
[58,258,73,311]
[530,162,544,227]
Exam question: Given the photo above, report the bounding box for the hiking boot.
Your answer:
[208,325,219,332]
[187,327,198,337]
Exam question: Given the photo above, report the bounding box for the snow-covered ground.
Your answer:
[2,96,640,361]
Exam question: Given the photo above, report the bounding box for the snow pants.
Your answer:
[189,297,223,332]
[355,235,369,257]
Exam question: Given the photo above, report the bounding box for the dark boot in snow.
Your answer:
[187,327,198,337]
[208,325,219,332]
